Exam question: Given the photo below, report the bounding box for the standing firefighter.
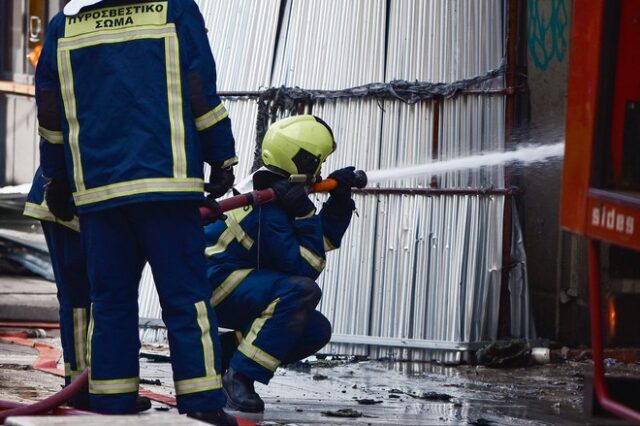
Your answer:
[38,0,237,423]
[204,115,356,412]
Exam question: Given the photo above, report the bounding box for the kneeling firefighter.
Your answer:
[204,115,357,412]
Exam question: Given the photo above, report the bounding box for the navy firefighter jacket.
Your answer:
[37,0,236,213]
[204,193,355,295]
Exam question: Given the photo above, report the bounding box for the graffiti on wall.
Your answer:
[528,0,569,70]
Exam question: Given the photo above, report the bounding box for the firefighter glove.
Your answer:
[271,180,315,218]
[44,178,74,222]
[328,166,356,198]
[205,166,235,198]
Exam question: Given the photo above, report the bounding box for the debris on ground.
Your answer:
[140,352,171,363]
[312,374,328,380]
[322,408,363,418]
[469,418,494,426]
[284,355,368,372]
[356,398,383,405]
[0,228,54,281]
[412,391,453,401]
[475,339,532,368]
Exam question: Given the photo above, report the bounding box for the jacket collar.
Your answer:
[64,0,106,16]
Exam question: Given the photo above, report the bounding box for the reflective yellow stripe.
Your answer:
[73,177,203,206]
[323,235,337,252]
[85,304,136,395]
[205,207,253,257]
[86,304,94,366]
[229,206,253,223]
[64,363,84,379]
[57,24,187,191]
[195,104,229,132]
[300,246,325,272]
[210,268,253,307]
[64,2,168,38]
[23,202,80,232]
[58,25,176,51]
[221,156,239,169]
[237,299,281,372]
[295,209,316,220]
[57,49,84,191]
[174,375,222,396]
[237,340,280,371]
[226,208,254,250]
[165,32,186,178]
[38,126,63,144]
[205,228,234,257]
[90,377,139,395]
[73,308,88,371]
[194,301,215,377]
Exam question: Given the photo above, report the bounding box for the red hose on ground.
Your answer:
[0,332,64,376]
[0,330,176,416]
[0,322,59,330]
[0,400,86,416]
[0,370,90,424]
[0,330,91,423]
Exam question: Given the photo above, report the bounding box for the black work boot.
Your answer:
[187,408,238,425]
[222,367,264,413]
[135,396,152,412]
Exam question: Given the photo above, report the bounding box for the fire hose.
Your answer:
[0,327,90,424]
[0,370,90,424]
[200,170,368,219]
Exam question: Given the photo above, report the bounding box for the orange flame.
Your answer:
[608,296,617,341]
[27,44,42,68]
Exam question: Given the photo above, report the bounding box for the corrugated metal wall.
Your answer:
[139,0,534,362]
[0,0,533,360]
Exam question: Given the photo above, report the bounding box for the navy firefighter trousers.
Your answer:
[41,221,90,401]
[213,269,332,384]
[80,202,225,414]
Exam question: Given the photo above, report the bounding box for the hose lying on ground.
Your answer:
[0,370,90,424]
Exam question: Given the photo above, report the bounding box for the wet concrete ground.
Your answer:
[1,332,634,425]
[0,272,636,425]
[195,357,631,425]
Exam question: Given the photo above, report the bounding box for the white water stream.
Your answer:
[366,142,565,183]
